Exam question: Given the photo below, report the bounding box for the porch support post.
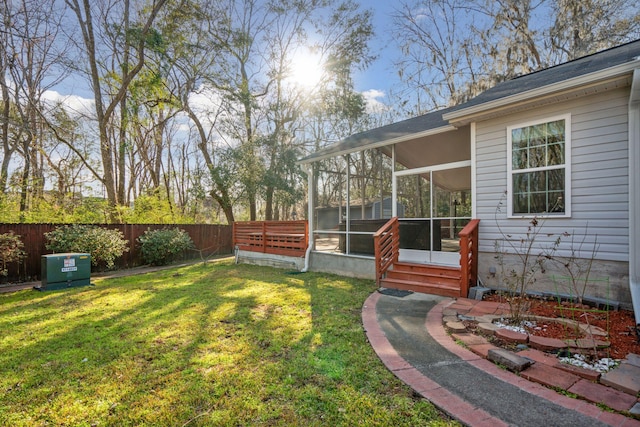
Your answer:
[470,122,477,219]
[306,163,315,238]
[302,163,315,272]
[345,154,350,254]
[391,145,397,217]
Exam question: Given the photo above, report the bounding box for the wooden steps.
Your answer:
[379,261,462,298]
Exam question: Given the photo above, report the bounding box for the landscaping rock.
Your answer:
[625,353,640,368]
[442,308,458,317]
[494,328,528,344]
[630,402,640,416]
[445,321,467,333]
[487,348,532,372]
[468,286,492,300]
[528,335,567,352]
[600,360,640,395]
[565,338,610,349]
[577,324,608,337]
[477,322,500,334]
[474,314,502,323]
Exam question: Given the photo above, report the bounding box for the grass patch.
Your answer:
[0,260,457,426]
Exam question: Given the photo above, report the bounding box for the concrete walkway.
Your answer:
[363,291,640,427]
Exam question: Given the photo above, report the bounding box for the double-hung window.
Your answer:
[507,115,571,217]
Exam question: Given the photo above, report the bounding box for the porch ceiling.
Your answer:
[386,126,471,192]
[389,126,470,170]
[298,106,457,164]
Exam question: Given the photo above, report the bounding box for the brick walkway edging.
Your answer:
[427,298,640,427]
[363,293,508,427]
[362,292,640,427]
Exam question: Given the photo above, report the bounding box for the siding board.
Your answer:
[475,87,630,262]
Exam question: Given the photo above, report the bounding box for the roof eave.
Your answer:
[442,60,640,125]
[297,124,457,165]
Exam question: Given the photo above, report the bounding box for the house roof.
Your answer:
[298,106,457,164]
[299,39,640,164]
[443,39,640,124]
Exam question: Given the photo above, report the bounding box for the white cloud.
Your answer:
[42,90,95,117]
[361,89,388,114]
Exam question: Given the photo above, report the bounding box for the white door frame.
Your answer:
[393,160,472,266]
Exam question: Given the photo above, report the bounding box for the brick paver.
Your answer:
[520,363,581,390]
[528,335,567,352]
[601,361,640,395]
[568,379,638,412]
[494,328,528,344]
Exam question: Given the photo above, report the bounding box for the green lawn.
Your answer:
[0,260,457,426]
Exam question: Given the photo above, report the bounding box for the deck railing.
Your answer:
[458,219,480,298]
[373,217,400,286]
[233,220,308,257]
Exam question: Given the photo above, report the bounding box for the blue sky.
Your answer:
[45,1,402,114]
[353,2,400,105]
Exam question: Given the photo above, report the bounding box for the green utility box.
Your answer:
[41,253,91,290]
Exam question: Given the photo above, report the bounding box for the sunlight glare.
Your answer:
[289,50,324,89]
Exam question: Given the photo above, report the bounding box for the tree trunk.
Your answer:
[184,103,235,224]
[18,134,32,221]
[0,69,11,194]
[265,185,274,220]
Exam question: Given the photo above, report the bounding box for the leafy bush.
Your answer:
[0,232,26,277]
[45,225,129,270]
[138,228,194,266]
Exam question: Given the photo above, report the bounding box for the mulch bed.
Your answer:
[484,294,640,359]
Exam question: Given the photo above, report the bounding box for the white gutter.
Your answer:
[629,68,640,327]
[301,163,314,272]
[444,61,640,124]
[297,125,457,165]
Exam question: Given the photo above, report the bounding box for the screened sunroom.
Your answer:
[300,111,474,270]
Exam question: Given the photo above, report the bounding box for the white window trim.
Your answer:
[506,114,572,218]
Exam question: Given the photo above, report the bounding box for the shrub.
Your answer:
[493,192,561,323]
[138,228,195,266]
[0,232,26,277]
[45,225,129,270]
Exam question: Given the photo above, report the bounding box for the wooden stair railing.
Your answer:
[458,219,480,298]
[373,217,400,286]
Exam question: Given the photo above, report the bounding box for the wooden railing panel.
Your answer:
[373,217,400,286]
[233,221,308,257]
[458,219,480,298]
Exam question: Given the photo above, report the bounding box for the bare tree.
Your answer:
[549,0,640,62]
[392,0,640,112]
[0,0,68,220]
[392,0,482,112]
[64,0,170,220]
[160,0,239,224]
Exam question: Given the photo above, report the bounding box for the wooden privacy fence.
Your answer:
[0,223,233,283]
[234,221,308,257]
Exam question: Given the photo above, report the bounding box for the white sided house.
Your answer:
[298,40,640,318]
